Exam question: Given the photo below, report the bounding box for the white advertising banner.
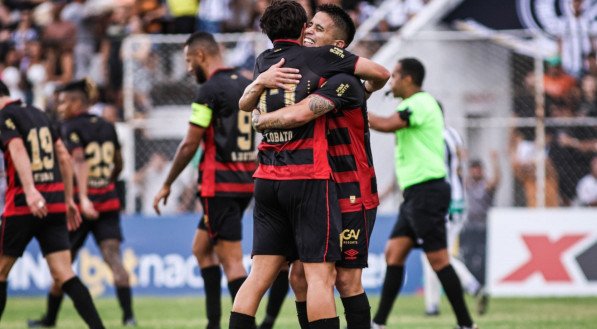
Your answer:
[488,208,597,297]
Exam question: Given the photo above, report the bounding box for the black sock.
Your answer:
[201,266,222,329]
[229,311,256,329]
[436,265,473,327]
[0,281,6,320]
[42,292,64,325]
[308,317,340,329]
[341,293,370,329]
[61,277,104,329]
[227,277,246,302]
[260,270,289,329]
[116,286,134,320]
[373,265,403,325]
[295,301,309,329]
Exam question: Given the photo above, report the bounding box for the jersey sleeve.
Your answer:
[190,85,216,128]
[0,109,22,147]
[308,46,358,78]
[398,97,436,127]
[312,74,364,110]
[61,122,83,152]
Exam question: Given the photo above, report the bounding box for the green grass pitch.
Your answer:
[2,295,596,328]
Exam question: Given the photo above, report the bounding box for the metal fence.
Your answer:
[121,31,597,214]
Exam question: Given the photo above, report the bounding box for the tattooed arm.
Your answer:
[252,94,335,132]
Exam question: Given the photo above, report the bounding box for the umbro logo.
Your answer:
[344,249,359,257]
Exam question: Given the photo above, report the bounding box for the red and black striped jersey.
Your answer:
[190,67,256,198]
[313,73,379,213]
[61,113,121,212]
[252,40,359,180]
[0,100,66,217]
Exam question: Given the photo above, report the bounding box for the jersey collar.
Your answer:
[273,39,302,46]
[1,99,22,110]
[208,67,234,80]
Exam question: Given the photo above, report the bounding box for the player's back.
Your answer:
[62,113,121,212]
[0,100,65,216]
[253,41,358,180]
[195,67,256,198]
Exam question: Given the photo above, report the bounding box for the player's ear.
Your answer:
[334,40,346,49]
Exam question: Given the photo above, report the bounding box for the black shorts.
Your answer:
[0,213,70,257]
[337,207,377,269]
[253,178,342,263]
[69,211,123,255]
[390,179,451,252]
[198,196,251,243]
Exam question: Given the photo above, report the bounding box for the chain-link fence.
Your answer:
[122,31,597,214]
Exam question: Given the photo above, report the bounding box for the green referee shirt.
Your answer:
[394,91,446,189]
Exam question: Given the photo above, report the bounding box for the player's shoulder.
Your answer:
[305,45,350,59]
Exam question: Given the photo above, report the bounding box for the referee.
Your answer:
[368,58,476,329]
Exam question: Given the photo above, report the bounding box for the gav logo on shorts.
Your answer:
[516,0,597,38]
[340,229,360,246]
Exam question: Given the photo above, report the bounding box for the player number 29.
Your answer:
[86,141,115,180]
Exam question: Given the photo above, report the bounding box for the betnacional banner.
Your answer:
[488,208,597,296]
[8,213,423,296]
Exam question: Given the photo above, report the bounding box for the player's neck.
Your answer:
[206,58,226,80]
[0,96,14,109]
[403,87,422,99]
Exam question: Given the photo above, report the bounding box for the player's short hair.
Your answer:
[399,57,425,87]
[260,0,308,41]
[316,4,355,47]
[57,78,97,102]
[0,79,9,97]
[185,31,220,56]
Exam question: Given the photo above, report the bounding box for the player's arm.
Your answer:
[355,57,391,94]
[153,107,206,215]
[70,146,98,219]
[252,94,334,131]
[111,149,123,182]
[239,58,302,112]
[7,138,48,218]
[368,111,409,132]
[486,150,501,192]
[55,139,82,229]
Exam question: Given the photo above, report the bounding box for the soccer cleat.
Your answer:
[371,321,386,329]
[123,316,137,326]
[27,318,55,328]
[475,287,490,315]
[454,324,479,329]
[425,308,440,316]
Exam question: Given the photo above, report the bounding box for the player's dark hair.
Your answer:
[399,57,425,87]
[185,31,220,55]
[260,0,308,41]
[57,78,97,103]
[316,4,355,47]
[0,79,9,97]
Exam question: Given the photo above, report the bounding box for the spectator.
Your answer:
[554,0,596,78]
[460,151,500,286]
[543,56,579,104]
[21,40,47,108]
[42,0,76,85]
[196,0,231,34]
[165,0,198,34]
[10,9,39,59]
[578,74,597,117]
[576,156,597,206]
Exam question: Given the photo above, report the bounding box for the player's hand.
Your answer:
[252,109,262,132]
[153,185,171,215]
[257,58,301,90]
[80,196,99,220]
[66,199,82,231]
[25,188,48,218]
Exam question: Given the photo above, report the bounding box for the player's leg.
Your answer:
[230,255,286,329]
[289,261,308,329]
[1,215,37,321]
[258,264,289,329]
[303,262,337,326]
[192,229,222,329]
[39,214,104,328]
[0,255,18,319]
[93,211,135,325]
[422,254,441,316]
[29,220,92,328]
[372,236,412,327]
[335,208,376,329]
[208,197,249,302]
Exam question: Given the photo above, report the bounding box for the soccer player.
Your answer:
[0,80,105,329]
[229,2,389,329]
[153,32,255,329]
[28,79,135,327]
[250,4,378,329]
[422,125,484,316]
[368,58,477,329]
